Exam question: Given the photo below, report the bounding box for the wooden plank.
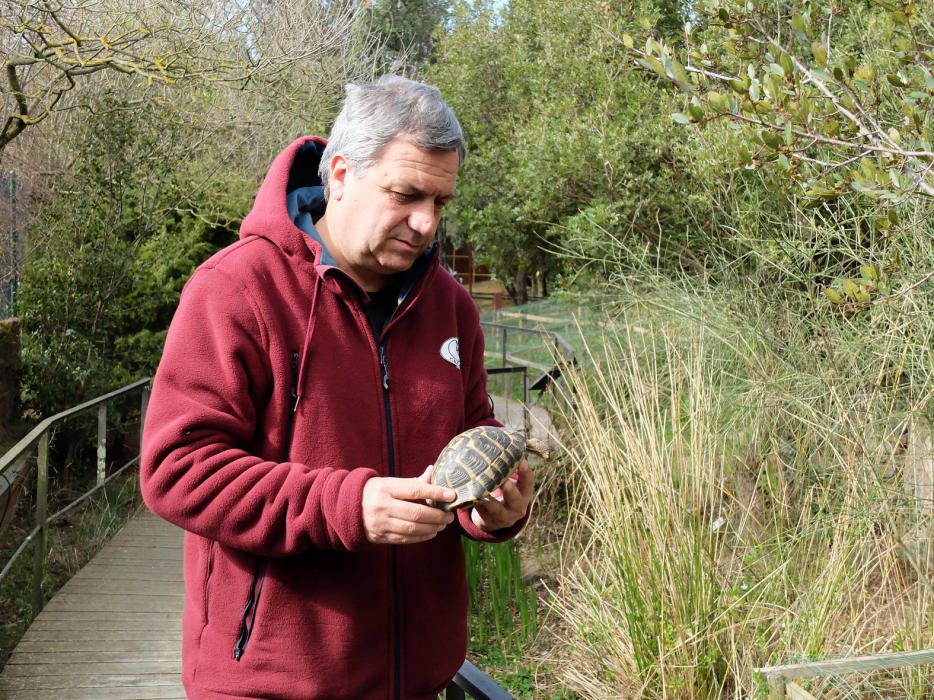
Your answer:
[39,593,185,613]
[0,686,185,700]
[498,310,571,324]
[69,564,182,577]
[91,545,182,564]
[786,682,819,700]
[28,611,180,623]
[99,538,182,548]
[12,639,181,653]
[7,649,180,665]
[19,630,182,643]
[87,556,183,566]
[60,579,185,595]
[61,581,183,595]
[69,570,183,582]
[0,673,182,690]
[3,661,182,678]
[757,648,934,681]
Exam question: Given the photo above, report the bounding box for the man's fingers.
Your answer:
[475,497,505,519]
[387,476,455,504]
[375,511,454,543]
[400,501,455,526]
[417,464,434,483]
[517,460,535,496]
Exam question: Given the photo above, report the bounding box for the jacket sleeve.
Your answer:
[140,266,376,556]
[455,297,530,543]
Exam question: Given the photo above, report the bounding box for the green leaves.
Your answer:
[811,41,828,67]
[707,91,732,113]
[625,0,934,206]
[823,261,889,310]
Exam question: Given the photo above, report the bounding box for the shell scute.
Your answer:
[430,426,527,511]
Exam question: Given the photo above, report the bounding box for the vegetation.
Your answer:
[3,0,934,696]
[0,0,370,163]
[547,285,934,697]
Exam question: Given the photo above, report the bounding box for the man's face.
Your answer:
[326,138,459,291]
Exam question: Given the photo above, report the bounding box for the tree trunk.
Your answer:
[512,267,528,306]
[0,317,20,441]
[534,270,547,298]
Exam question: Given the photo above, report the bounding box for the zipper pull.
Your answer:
[290,351,300,411]
[233,586,256,661]
[378,345,390,390]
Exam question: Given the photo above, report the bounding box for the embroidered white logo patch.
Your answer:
[440,337,461,369]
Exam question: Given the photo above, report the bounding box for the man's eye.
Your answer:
[391,191,417,202]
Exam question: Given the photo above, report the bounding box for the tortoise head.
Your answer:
[525,438,551,460]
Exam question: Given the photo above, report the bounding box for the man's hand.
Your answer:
[362,465,456,544]
[470,459,534,532]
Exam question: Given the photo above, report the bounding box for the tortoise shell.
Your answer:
[429,426,526,512]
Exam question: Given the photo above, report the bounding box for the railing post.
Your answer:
[522,368,530,437]
[31,430,49,620]
[97,404,107,486]
[140,384,150,457]
[767,674,785,700]
[445,685,466,700]
[501,327,507,367]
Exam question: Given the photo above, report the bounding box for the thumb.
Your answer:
[418,464,434,483]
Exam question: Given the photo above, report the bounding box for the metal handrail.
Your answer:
[0,377,151,619]
[446,659,514,699]
[0,377,150,475]
[481,321,576,413]
[481,321,575,359]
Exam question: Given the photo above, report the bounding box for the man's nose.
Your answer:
[408,202,440,237]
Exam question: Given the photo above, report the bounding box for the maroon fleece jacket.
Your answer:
[140,136,524,699]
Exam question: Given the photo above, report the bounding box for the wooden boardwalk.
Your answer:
[0,509,185,699]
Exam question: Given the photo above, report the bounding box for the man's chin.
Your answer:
[378,251,423,273]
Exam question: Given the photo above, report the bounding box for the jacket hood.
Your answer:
[240,136,331,261]
[240,134,440,288]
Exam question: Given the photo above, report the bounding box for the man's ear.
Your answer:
[329,154,349,201]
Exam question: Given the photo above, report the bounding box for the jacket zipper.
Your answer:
[378,341,402,700]
[233,559,267,660]
[233,350,300,661]
[283,351,301,456]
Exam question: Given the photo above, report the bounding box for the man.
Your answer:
[140,75,534,699]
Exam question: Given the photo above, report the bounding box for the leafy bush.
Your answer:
[19,93,241,423]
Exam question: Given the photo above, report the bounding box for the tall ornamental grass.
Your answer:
[548,285,934,698]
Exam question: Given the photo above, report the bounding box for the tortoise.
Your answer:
[429,426,547,512]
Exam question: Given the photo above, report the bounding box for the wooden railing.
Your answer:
[0,377,151,620]
[756,648,934,698]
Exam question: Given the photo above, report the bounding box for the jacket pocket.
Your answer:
[201,540,216,626]
[232,558,267,661]
[232,351,296,661]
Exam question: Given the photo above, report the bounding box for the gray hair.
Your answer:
[319,74,466,197]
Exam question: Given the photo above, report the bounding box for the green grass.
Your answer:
[464,538,538,652]
[477,287,934,697]
[543,286,934,697]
